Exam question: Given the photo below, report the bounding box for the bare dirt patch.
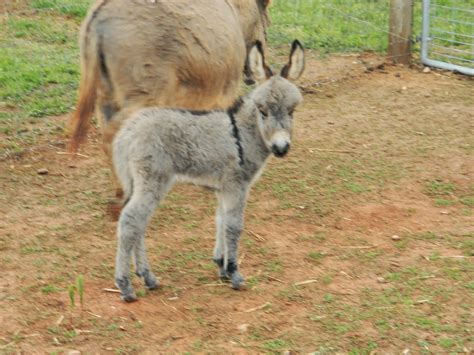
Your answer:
[1,53,473,353]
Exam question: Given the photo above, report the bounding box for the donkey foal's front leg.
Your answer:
[225,222,245,290]
[213,196,228,279]
[222,191,247,290]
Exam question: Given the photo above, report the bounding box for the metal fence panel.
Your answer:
[421,0,474,75]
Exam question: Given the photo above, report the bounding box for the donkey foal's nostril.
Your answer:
[244,78,256,86]
[272,143,290,157]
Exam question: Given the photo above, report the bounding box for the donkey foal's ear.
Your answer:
[281,40,305,81]
[248,41,272,83]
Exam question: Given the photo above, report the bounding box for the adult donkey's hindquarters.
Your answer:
[113,40,305,302]
[68,0,271,153]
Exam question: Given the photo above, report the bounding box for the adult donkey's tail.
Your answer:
[68,4,102,153]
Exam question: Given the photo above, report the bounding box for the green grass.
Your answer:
[424,180,474,210]
[270,0,392,52]
[1,43,78,116]
[0,9,83,156]
[31,0,91,18]
[426,180,456,196]
[41,284,61,294]
[262,338,291,351]
[435,198,454,206]
[1,1,91,156]
[458,235,474,256]
[460,195,474,207]
[307,251,326,264]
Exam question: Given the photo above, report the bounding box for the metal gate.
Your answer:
[421,0,474,76]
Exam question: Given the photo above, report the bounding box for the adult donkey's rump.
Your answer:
[68,0,271,153]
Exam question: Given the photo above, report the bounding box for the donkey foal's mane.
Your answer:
[226,98,245,166]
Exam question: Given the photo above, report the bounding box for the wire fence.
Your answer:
[270,0,473,70]
[2,0,472,60]
[269,0,393,53]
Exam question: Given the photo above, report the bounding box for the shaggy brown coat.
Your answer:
[69,0,271,153]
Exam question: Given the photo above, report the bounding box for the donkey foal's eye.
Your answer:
[259,109,268,119]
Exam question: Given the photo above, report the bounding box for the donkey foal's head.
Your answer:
[248,40,305,157]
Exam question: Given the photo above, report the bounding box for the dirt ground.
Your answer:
[1,53,473,354]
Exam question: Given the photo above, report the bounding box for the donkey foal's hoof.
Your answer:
[143,272,159,290]
[116,277,137,302]
[218,268,229,280]
[121,293,138,303]
[231,273,246,290]
[136,269,159,290]
[213,258,229,280]
[146,280,159,290]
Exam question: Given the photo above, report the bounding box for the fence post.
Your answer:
[388,0,414,64]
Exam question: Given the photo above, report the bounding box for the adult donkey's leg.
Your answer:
[213,193,228,279]
[101,106,131,221]
[221,187,248,290]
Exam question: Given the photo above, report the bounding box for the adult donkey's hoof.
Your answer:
[107,198,122,221]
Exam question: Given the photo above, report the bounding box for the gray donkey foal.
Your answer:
[113,41,305,302]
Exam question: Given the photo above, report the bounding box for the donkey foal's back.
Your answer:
[113,41,305,302]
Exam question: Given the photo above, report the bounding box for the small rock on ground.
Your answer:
[377,277,387,283]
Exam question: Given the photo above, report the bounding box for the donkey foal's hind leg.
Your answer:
[115,184,162,302]
[134,235,159,290]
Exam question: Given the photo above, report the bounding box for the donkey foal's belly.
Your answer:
[175,174,220,190]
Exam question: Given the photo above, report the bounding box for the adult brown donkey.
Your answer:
[68,0,272,215]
